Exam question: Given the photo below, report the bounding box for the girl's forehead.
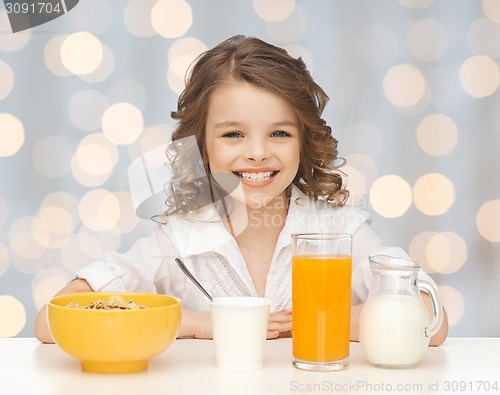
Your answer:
[208,81,295,113]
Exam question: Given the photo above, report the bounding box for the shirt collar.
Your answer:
[166,204,233,258]
[167,185,314,258]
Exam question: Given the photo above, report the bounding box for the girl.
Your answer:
[35,35,448,344]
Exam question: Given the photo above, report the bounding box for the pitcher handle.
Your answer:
[417,279,444,338]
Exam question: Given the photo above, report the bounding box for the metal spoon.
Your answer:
[175,258,214,303]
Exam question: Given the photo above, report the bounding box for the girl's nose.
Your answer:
[244,138,270,162]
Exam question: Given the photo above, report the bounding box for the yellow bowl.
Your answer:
[47,292,182,373]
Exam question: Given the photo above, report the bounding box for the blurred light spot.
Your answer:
[40,192,80,225]
[166,38,207,95]
[417,114,458,156]
[0,113,24,157]
[9,218,48,274]
[356,25,399,67]
[343,165,366,203]
[38,206,74,236]
[106,78,147,111]
[167,55,196,95]
[398,0,433,7]
[253,0,295,21]
[151,0,192,38]
[0,11,31,52]
[9,217,46,261]
[102,102,143,145]
[168,37,207,64]
[75,144,115,176]
[76,231,102,260]
[0,295,26,337]
[78,226,121,260]
[370,175,412,218]
[32,136,72,179]
[342,121,383,157]
[32,215,71,250]
[124,0,157,37]
[69,90,108,132]
[327,65,359,106]
[413,173,455,216]
[426,232,467,274]
[409,231,438,273]
[79,189,121,232]
[79,43,115,84]
[127,124,173,160]
[345,153,379,191]
[44,35,72,77]
[0,242,8,278]
[408,19,448,61]
[459,55,500,98]
[38,206,75,234]
[482,0,500,23]
[59,236,95,274]
[439,285,464,327]
[114,191,140,233]
[70,0,112,34]
[283,44,313,72]
[467,18,500,58]
[0,61,14,100]
[477,200,500,242]
[60,32,103,75]
[265,5,307,43]
[396,84,431,116]
[33,192,79,250]
[71,133,119,187]
[32,268,69,310]
[383,64,427,107]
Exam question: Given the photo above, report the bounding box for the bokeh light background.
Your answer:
[1,0,500,337]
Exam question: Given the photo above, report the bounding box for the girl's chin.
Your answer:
[231,190,287,209]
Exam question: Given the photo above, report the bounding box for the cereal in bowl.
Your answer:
[66,296,146,310]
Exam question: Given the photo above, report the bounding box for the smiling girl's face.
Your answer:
[205,80,300,209]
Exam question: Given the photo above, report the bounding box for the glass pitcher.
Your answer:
[359,254,444,368]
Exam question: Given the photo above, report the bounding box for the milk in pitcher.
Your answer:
[359,294,430,367]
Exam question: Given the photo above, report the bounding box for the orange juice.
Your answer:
[292,254,352,362]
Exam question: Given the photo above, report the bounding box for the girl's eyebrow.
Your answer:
[214,120,299,129]
[214,121,243,129]
[271,120,299,128]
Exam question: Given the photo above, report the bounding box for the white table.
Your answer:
[1,338,499,395]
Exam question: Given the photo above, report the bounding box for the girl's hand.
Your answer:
[181,308,293,340]
[267,309,292,339]
[179,310,213,339]
[192,311,212,339]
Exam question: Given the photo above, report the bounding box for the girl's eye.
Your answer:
[271,130,290,137]
[222,131,242,138]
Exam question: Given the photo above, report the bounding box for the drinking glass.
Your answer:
[292,233,352,371]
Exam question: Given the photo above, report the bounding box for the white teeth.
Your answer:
[237,171,275,181]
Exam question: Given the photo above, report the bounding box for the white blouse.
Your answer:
[75,186,433,312]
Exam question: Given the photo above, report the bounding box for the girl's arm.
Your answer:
[34,278,94,343]
[421,291,449,346]
[350,303,364,342]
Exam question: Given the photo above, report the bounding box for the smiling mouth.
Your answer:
[233,171,279,182]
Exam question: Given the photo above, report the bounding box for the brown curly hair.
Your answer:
[165,35,348,216]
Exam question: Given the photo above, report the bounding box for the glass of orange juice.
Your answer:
[291,233,352,371]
